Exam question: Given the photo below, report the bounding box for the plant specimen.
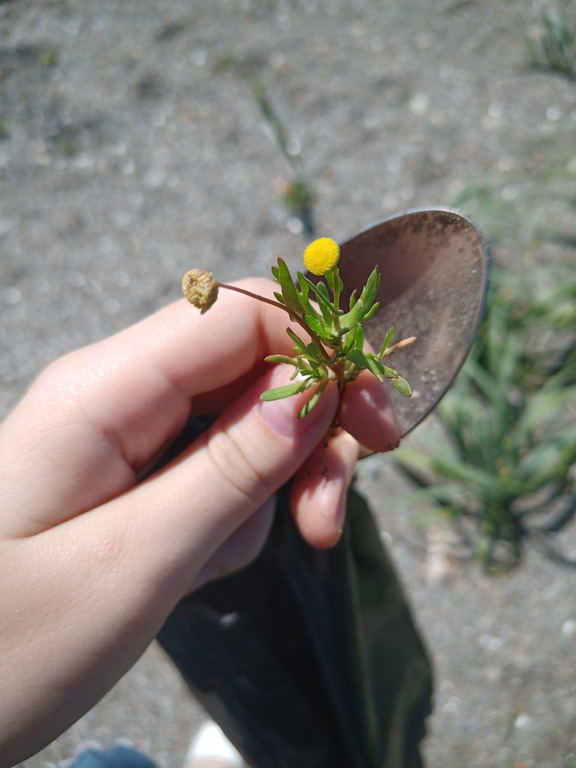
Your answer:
[527,8,576,80]
[394,267,576,574]
[248,75,315,237]
[182,237,414,419]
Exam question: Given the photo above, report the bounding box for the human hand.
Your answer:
[0,278,399,765]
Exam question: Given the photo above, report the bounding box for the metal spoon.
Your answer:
[336,207,490,440]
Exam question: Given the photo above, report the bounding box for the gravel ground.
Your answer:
[1,1,575,766]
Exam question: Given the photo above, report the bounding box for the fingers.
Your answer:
[0,280,297,538]
[290,428,359,548]
[95,365,340,598]
[337,369,401,454]
[289,370,401,548]
[0,273,401,546]
[190,496,276,591]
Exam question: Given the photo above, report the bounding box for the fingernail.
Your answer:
[260,366,336,439]
[320,478,347,531]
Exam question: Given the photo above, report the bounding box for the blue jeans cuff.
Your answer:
[65,745,159,768]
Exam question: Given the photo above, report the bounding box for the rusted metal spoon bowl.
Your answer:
[337,208,490,441]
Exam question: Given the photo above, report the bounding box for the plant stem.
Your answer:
[219,283,331,362]
[381,336,417,358]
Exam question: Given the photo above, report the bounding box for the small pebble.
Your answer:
[561,619,576,638]
[514,713,533,730]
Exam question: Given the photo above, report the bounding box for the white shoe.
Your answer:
[184,721,244,768]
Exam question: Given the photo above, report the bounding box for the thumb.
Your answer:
[108,364,340,596]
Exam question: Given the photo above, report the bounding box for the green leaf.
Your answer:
[429,455,526,498]
[325,268,343,298]
[363,266,381,305]
[298,381,327,418]
[260,381,307,401]
[381,364,398,379]
[248,76,294,167]
[405,484,477,510]
[342,325,360,354]
[379,327,395,358]
[264,354,299,366]
[515,427,576,488]
[295,274,320,319]
[298,273,338,316]
[315,280,330,302]
[354,326,365,352]
[339,266,380,329]
[303,313,333,339]
[285,327,310,354]
[362,301,380,322]
[273,258,303,317]
[304,341,323,360]
[514,387,576,444]
[365,354,386,381]
[392,376,412,396]
[346,349,370,369]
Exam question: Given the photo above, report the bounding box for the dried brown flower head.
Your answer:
[182,269,219,313]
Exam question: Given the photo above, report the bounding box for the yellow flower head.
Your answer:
[303,237,340,276]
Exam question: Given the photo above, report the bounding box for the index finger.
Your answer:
[0,279,296,536]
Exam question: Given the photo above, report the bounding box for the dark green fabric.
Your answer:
[158,484,433,768]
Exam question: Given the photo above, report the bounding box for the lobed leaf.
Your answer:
[303,313,334,339]
[338,266,380,329]
[294,273,316,313]
[298,273,338,316]
[273,258,304,317]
